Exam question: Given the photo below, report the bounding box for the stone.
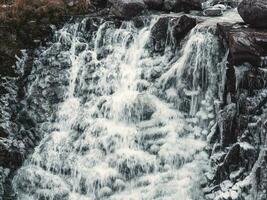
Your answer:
[143,0,163,9]
[217,22,267,67]
[0,141,23,169]
[113,179,125,191]
[218,103,237,147]
[182,0,206,10]
[109,0,146,19]
[98,186,113,198]
[150,15,197,52]
[91,0,108,8]
[203,7,223,16]
[163,0,182,11]
[150,16,171,52]
[238,0,267,28]
[171,15,197,42]
[238,67,267,92]
[253,149,267,200]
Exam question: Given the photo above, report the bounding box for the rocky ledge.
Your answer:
[203,1,267,199]
[238,0,267,28]
[218,23,267,67]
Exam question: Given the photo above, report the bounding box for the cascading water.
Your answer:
[11,12,236,200]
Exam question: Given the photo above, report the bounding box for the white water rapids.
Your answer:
[12,11,242,200]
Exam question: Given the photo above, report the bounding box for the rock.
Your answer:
[218,22,267,67]
[203,4,227,17]
[213,4,227,10]
[91,0,108,8]
[171,15,197,41]
[203,7,223,16]
[113,179,125,191]
[238,0,267,28]
[218,103,237,147]
[143,0,163,9]
[98,186,113,198]
[109,0,146,19]
[150,16,171,52]
[213,142,257,183]
[164,0,206,12]
[182,0,206,10]
[0,140,23,169]
[65,0,93,14]
[253,149,267,200]
[150,15,197,52]
[208,0,240,8]
[163,0,182,11]
[238,67,267,92]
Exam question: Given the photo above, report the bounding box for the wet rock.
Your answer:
[109,0,146,19]
[65,0,94,14]
[171,15,197,42]
[163,0,182,11]
[98,186,113,198]
[213,143,257,184]
[238,66,267,92]
[211,0,241,8]
[150,15,197,52]
[90,0,108,8]
[238,0,267,28]
[150,16,171,51]
[218,22,267,67]
[113,178,125,191]
[0,140,23,169]
[182,0,207,10]
[253,149,267,200]
[164,0,206,12]
[203,7,223,16]
[218,103,237,147]
[0,167,10,199]
[143,0,163,9]
[130,94,156,121]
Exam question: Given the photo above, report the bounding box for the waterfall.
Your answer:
[11,14,228,200]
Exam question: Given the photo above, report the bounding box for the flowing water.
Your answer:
[11,11,241,200]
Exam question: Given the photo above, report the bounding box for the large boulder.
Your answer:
[109,0,146,19]
[218,22,267,67]
[182,0,206,10]
[203,4,226,16]
[238,0,267,28]
[171,15,197,41]
[163,0,206,12]
[163,0,182,11]
[150,15,197,52]
[143,0,163,9]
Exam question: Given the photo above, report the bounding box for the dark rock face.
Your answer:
[172,15,197,40]
[109,0,146,19]
[252,149,267,200]
[238,0,267,28]
[206,19,267,200]
[150,15,197,52]
[163,0,181,11]
[218,103,237,147]
[143,0,163,9]
[0,21,54,79]
[218,22,267,67]
[203,7,223,16]
[183,0,206,10]
[0,2,105,198]
[163,0,206,12]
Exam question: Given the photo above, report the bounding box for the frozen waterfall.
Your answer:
[12,13,232,200]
